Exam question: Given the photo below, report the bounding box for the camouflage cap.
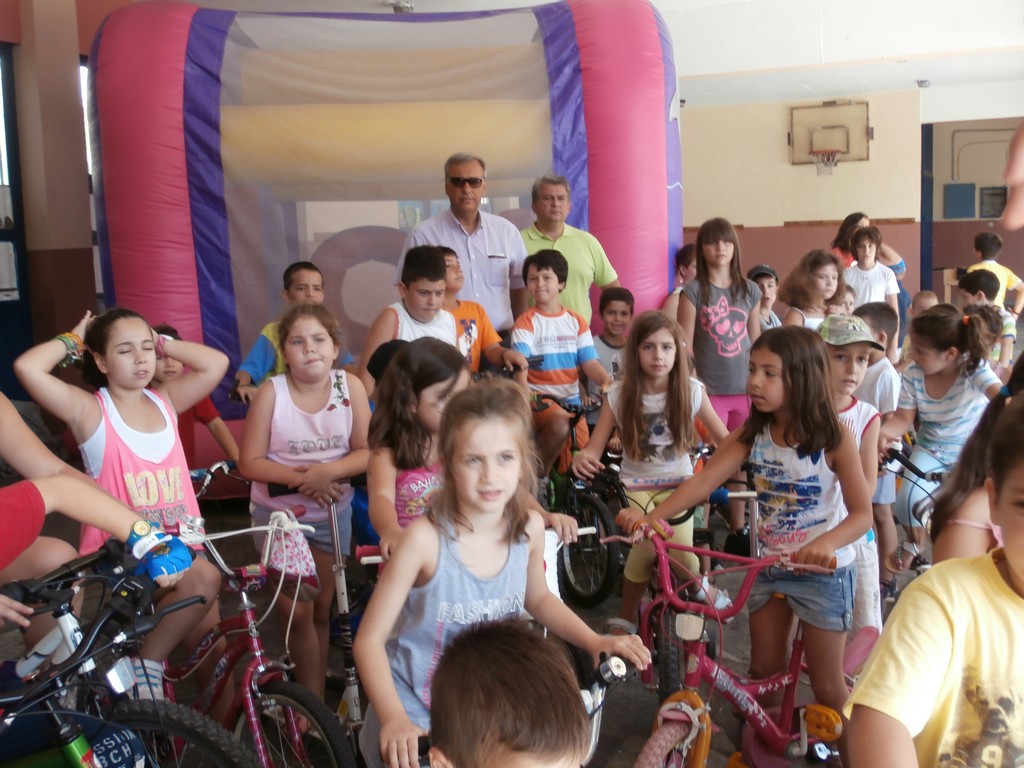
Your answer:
[817,314,884,350]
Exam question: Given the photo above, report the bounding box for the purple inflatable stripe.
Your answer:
[534,2,589,232]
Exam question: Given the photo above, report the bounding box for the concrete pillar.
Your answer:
[15,0,94,341]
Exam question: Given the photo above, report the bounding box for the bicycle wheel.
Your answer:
[557,494,620,608]
[655,608,682,704]
[633,722,693,768]
[110,699,259,768]
[235,678,356,768]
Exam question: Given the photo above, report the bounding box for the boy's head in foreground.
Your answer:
[428,618,589,768]
[817,315,883,402]
[958,269,1000,308]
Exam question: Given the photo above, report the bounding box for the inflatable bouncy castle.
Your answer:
[89,0,681,423]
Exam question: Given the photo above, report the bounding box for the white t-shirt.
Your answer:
[606,378,704,482]
[844,262,899,308]
[855,358,900,415]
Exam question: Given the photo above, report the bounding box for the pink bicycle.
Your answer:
[607,489,877,768]
[164,511,355,768]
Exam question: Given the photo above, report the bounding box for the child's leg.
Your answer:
[748,598,795,681]
[872,472,898,583]
[892,448,943,563]
[275,546,337,699]
[803,624,853,766]
[140,557,222,662]
[0,536,80,647]
[310,546,339,695]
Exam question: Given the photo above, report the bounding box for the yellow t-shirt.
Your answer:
[846,551,1024,767]
[967,260,1023,307]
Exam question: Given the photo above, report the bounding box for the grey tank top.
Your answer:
[386,521,528,728]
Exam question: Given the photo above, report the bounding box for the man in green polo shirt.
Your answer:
[520,175,619,322]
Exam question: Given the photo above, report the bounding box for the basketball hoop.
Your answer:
[809,149,840,176]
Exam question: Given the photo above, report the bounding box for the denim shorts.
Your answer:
[748,563,856,632]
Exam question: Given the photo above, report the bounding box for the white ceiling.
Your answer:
[172,0,1024,110]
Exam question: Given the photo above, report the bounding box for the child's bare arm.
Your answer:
[1000,336,1014,367]
[205,417,239,462]
[368,449,403,560]
[570,400,615,479]
[156,337,229,414]
[677,294,696,348]
[13,310,100,439]
[522,512,649,669]
[847,707,918,768]
[581,358,611,389]
[695,389,729,444]
[354,521,436,767]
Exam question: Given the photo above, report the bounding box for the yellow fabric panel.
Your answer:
[220,100,552,187]
[236,46,549,105]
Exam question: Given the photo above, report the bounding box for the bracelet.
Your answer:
[54,331,84,368]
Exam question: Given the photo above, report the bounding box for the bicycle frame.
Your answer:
[162,518,314,766]
[633,534,842,764]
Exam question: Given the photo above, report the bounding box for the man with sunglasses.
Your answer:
[521,175,619,322]
[398,153,528,335]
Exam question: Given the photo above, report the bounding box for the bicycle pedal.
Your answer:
[726,752,749,768]
[804,704,842,742]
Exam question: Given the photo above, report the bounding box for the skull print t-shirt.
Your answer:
[682,279,761,395]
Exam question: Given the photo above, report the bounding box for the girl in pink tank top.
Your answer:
[15,307,230,705]
[238,304,370,699]
[367,339,471,562]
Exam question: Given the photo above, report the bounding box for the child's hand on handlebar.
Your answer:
[129,524,193,587]
[791,539,838,570]
[615,507,644,536]
[541,511,578,544]
[592,632,651,671]
[570,451,603,480]
[0,593,33,629]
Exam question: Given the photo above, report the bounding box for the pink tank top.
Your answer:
[394,463,441,528]
[249,370,354,521]
[80,389,201,555]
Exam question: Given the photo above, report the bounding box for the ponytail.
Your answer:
[909,303,997,374]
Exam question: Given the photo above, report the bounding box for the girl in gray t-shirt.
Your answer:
[677,217,761,431]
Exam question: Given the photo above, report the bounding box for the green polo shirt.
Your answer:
[521,223,618,322]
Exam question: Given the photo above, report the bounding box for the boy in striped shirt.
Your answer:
[512,249,611,476]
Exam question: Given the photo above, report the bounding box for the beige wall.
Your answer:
[931,116,1020,222]
[680,90,922,228]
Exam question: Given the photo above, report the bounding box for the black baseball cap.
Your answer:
[747,264,778,282]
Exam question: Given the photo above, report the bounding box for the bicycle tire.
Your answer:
[656,608,682,704]
[111,698,260,768]
[633,721,693,768]
[557,494,620,608]
[235,678,356,768]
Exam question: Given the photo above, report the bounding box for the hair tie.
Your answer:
[962,315,970,326]
[1000,385,1012,397]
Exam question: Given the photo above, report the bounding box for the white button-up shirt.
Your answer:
[398,210,527,332]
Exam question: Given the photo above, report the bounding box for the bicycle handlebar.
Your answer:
[533,392,602,417]
[604,527,836,622]
[885,447,945,483]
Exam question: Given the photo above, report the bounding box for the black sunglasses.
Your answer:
[447,176,484,189]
